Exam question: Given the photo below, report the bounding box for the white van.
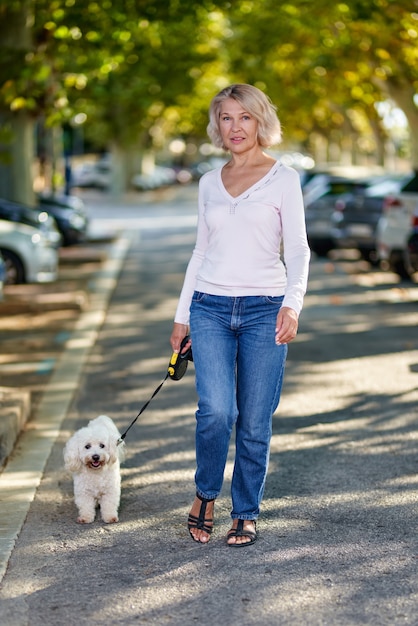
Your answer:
[376,172,418,278]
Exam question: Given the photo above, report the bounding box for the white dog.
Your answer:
[64,415,126,524]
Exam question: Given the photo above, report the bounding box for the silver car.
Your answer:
[0,219,59,284]
[303,174,375,257]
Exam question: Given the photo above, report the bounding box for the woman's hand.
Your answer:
[275,307,299,345]
[170,322,191,353]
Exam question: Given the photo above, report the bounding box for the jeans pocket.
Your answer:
[192,291,207,303]
[263,295,284,305]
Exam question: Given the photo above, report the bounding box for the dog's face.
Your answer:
[64,424,119,473]
[80,435,112,470]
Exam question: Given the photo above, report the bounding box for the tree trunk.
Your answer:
[376,76,418,170]
[0,0,35,205]
[368,117,386,168]
[109,142,128,196]
[12,112,35,206]
[0,111,35,206]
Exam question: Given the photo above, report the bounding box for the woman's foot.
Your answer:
[226,519,257,547]
[187,494,215,543]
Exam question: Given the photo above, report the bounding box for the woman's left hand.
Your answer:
[275,306,299,345]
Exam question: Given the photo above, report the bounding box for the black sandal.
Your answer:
[227,519,257,547]
[187,493,215,543]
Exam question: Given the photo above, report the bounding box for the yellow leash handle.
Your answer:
[167,335,193,380]
[167,352,179,378]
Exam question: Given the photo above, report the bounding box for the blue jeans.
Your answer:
[189,292,288,520]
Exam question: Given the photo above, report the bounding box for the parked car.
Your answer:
[0,252,5,300]
[0,197,62,248]
[0,219,59,284]
[187,158,228,181]
[131,165,178,190]
[71,160,110,189]
[303,174,376,256]
[38,193,89,245]
[375,171,418,278]
[330,175,404,264]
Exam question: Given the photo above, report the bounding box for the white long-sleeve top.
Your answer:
[174,161,310,325]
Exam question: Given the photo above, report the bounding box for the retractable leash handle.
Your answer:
[118,336,193,444]
[168,335,193,381]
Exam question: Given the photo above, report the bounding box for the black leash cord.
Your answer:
[118,372,169,444]
[118,336,192,444]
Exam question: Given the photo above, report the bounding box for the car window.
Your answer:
[401,173,418,192]
[0,206,40,229]
[364,179,404,197]
[327,181,369,195]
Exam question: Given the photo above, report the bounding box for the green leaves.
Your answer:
[0,0,417,161]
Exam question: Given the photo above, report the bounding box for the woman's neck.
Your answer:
[226,147,274,169]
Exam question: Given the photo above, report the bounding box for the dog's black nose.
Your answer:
[92,454,100,462]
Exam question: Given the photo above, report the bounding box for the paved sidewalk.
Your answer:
[0,189,417,625]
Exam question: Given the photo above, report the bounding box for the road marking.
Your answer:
[0,361,55,374]
[0,232,132,583]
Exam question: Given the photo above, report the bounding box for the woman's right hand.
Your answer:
[170,322,190,354]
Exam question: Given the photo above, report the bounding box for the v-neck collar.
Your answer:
[218,161,280,201]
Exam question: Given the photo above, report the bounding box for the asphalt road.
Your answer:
[0,184,418,625]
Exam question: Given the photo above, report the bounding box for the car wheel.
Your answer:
[0,249,25,284]
[359,248,379,266]
[310,245,333,257]
[388,250,413,280]
[406,232,418,275]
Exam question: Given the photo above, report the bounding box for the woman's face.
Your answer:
[218,97,259,153]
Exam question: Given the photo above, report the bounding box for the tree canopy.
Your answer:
[0,0,417,199]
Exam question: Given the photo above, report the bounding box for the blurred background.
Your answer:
[0,0,417,284]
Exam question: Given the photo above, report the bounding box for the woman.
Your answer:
[170,84,310,547]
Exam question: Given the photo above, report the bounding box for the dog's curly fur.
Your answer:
[64,415,126,524]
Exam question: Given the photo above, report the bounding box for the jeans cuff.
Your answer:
[196,489,218,501]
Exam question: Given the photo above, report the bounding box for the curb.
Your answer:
[0,387,31,469]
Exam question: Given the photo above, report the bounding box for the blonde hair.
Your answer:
[207,84,282,150]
